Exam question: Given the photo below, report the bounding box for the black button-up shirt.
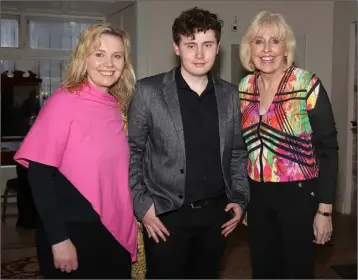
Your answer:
[175,67,225,203]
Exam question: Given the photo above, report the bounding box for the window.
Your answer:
[28,19,92,50]
[0,13,104,137]
[1,59,69,97]
[0,59,18,74]
[0,15,103,94]
[30,59,69,98]
[0,18,19,48]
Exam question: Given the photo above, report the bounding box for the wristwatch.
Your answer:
[317,210,332,217]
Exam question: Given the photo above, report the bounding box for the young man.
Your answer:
[128,7,249,279]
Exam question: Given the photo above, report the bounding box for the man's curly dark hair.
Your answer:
[172,7,223,45]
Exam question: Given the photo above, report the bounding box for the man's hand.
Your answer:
[52,239,78,273]
[221,203,243,237]
[142,204,170,243]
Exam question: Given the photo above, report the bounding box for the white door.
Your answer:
[344,21,357,215]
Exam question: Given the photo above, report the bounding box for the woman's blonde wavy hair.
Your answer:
[62,23,135,122]
[240,11,296,72]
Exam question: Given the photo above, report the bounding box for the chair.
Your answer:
[1,178,18,222]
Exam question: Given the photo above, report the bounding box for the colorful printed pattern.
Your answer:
[239,65,320,182]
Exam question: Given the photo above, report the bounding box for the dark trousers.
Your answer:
[36,221,131,279]
[17,182,37,229]
[247,179,318,279]
[16,164,37,229]
[144,195,230,279]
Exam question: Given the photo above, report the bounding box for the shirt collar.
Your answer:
[175,67,214,93]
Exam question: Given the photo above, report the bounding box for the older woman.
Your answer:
[238,11,338,278]
[14,23,137,278]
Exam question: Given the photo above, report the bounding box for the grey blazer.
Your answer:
[128,68,249,221]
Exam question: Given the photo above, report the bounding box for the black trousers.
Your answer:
[16,182,37,229]
[16,164,37,229]
[144,195,230,279]
[247,179,318,279]
[36,221,131,279]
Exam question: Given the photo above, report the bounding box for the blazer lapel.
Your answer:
[213,78,227,163]
[161,69,185,153]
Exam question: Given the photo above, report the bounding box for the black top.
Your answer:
[307,81,338,203]
[175,68,225,203]
[28,161,100,245]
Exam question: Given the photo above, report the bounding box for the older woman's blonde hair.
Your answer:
[62,23,135,120]
[240,11,296,72]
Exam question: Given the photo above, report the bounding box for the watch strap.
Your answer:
[317,210,332,217]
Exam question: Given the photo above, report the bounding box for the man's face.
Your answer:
[173,30,219,78]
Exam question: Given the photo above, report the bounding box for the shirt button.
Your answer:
[180,169,184,174]
[178,195,183,199]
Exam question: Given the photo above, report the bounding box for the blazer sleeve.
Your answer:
[306,76,339,204]
[128,81,154,220]
[228,88,250,209]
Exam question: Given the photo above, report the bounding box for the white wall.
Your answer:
[107,3,138,74]
[330,0,357,213]
[135,0,334,95]
[107,10,122,29]
[123,4,138,73]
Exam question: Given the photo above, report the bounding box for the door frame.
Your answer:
[343,21,357,214]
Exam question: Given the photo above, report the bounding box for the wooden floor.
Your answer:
[220,212,357,278]
[2,204,357,279]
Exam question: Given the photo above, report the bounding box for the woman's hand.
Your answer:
[242,212,248,226]
[313,203,333,245]
[52,239,78,273]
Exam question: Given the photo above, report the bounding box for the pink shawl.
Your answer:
[14,84,137,261]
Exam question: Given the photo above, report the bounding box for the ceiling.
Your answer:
[1,1,135,17]
[1,0,343,17]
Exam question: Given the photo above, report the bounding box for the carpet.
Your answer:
[1,247,42,279]
[331,263,357,279]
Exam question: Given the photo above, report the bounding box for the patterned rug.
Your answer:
[1,247,42,279]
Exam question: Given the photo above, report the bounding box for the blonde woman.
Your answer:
[238,11,338,278]
[14,23,137,278]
